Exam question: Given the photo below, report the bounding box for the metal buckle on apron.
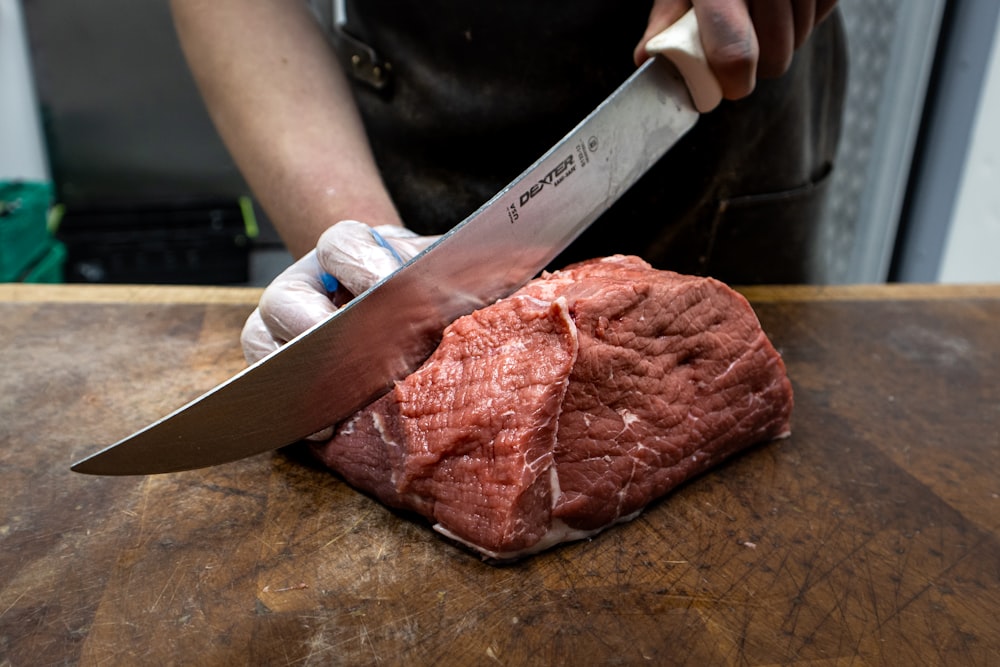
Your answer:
[332,27,393,93]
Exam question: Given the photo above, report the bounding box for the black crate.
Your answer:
[55,199,253,284]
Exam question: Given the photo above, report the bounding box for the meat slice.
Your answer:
[313,255,793,560]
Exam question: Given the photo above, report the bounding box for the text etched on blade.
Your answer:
[507,136,599,224]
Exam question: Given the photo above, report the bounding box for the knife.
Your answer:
[72,10,720,475]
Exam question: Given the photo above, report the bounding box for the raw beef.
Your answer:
[313,255,793,560]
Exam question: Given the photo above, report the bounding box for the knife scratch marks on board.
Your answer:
[317,514,368,552]
[262,582,309,594]
[0,591,27,620]
[130,477,154,549]
[300,605,441,664]
[148,562,183,613]
[302,624,375,665]
[358,617,381,664]
[302,631,340,665]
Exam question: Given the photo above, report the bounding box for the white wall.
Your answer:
[0,0,49,182]
[938,15,1000,283]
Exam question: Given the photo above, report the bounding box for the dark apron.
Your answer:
[332,2,847,284]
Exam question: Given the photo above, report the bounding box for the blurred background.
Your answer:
[2,0,998,286]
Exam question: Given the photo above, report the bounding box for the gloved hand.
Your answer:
[241,220,439,366]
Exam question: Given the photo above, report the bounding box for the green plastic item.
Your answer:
[0,181,59,282]
[21,240,66,284]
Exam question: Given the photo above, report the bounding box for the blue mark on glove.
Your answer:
[369,228,405,265]
[320,273,340,293]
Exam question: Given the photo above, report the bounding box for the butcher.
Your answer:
[167,0,845,363]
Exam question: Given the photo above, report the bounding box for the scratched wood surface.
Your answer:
[1,284,998,666]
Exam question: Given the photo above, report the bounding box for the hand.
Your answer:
[635,0,838,101]
[241,220,439,365]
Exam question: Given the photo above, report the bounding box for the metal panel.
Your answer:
[892,0,1000,282]
[817,0,946,283]
[0,0,49,181]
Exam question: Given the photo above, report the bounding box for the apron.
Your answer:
[329,2,847,284]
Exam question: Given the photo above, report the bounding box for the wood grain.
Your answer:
[1,284,998,665]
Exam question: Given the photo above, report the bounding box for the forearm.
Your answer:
[169,0,401,257]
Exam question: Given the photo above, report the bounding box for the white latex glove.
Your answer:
[241,220,439,366]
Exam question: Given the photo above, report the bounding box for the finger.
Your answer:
[691,0,759,100]
[240,308,281,365]
[635,0,692,65]
[316,220,405,296]
[371,224,421,241]
[791,0,815,48]
[373,225,442,262]
[749,0,796,78]
[257,250,338,343]
[816,0,838,25]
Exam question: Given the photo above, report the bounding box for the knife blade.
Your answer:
[72,16,713,476]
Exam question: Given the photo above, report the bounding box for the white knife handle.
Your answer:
[644,8,723,113]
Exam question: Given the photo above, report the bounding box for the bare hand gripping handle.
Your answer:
[645,8,723,113]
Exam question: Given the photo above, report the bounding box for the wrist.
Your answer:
[265,170,403,258]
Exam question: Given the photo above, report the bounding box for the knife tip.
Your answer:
[70,458,99,475]
[70,451,123,475]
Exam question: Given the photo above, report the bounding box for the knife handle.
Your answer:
[644,8,723,113]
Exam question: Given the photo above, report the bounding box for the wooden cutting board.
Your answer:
[1,283,998,666]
